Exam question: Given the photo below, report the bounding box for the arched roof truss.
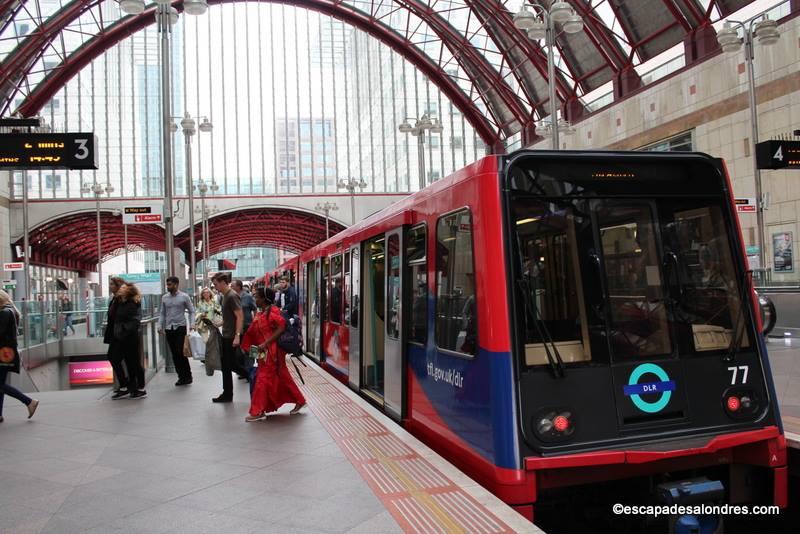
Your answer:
[1,0,758,145]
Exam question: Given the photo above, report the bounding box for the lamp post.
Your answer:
[398,114,443,189]
[120,0,208,278]
[514,1,584,149]
[177,113,212,297]
[716,16,781,272]
[80,181,114,296]
[195,179,219,282]
[337,177,367,225]
[315,201,339,240]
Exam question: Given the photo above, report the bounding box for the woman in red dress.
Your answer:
[241,287,306,422]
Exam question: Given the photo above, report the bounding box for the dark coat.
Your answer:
[112,285,142,342]
[103,296,117,344]
[0,304,20,374]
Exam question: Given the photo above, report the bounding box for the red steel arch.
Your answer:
[14,206,339,271]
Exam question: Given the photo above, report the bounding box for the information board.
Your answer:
[756,140,800,170]
[0,133,99,170]
[123,206,163,225]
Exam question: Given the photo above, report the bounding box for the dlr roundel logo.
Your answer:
[623,363,676,414]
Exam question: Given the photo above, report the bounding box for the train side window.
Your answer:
[407,225,428,345]
[436,209,477,356]
[387,235,401,339]
[330,255,343,324]
[344,251,351,326]
[322,257,329,323]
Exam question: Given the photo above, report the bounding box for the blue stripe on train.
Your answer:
[408,344,520,470]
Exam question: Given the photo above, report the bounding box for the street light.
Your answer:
[195,178,219,281]
[177,113,212,298]
[121,0,208,279]
[315,201,339,240]
[80,181,114,296]
[398,114,444,190]
[337,177,367,225]
[514,2,584,150]
[716,15,780,271]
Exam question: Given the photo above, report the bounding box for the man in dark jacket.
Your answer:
[276,276,298,316]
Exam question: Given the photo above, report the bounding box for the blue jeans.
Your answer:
[0,366,32,417]
[63,314,75,335]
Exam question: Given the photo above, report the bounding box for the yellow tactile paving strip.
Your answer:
[290,359,515,534]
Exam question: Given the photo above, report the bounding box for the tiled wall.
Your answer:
[539,15,800,282]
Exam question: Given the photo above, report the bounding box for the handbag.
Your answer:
[0,346,16,364]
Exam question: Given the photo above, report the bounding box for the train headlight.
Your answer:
[534,409,575,442]
[723,388,759,419]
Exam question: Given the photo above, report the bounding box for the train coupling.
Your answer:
[656,477,725,534]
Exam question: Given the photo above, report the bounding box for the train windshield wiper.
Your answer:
[518,278,565,378]
[724,270,753,362]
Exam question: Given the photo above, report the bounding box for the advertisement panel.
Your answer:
[69,361,114,385]
[116,272,163,295]
[773,232,794,273]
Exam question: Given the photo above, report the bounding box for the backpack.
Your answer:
[277,310,303,355]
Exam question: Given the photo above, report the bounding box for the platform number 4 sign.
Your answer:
[774,145,783,163]
[727,365,749,385]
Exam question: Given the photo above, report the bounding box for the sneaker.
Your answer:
[27,399,39,418]
[111,389,130,400]
[175,378,193,386]
[130,390,147,399]
[212,394,232,403]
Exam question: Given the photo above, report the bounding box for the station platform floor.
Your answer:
[0,357,538,534]
[767,337,800,448]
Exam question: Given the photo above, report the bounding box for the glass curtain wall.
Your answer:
[10,4,482,200]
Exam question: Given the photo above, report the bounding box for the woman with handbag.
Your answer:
[0,289,38,422]
[241,287,305,422]
[195,287,222,342]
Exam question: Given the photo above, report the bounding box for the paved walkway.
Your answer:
[0,357,537,533]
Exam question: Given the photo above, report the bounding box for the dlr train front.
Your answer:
[500,150,787,529]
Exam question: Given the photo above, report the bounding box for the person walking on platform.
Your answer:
[61,295,75,336]
[241,287,305,422]
[195,287,221,341]
[232,280,257,379]
[276,275,298,316]
[105,277,130,399]
[159,276,196,386]
[0,289,38,422]
[113,282,145,399]
[211,272,246,403]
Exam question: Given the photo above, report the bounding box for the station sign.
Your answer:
[755,140,800,170]
[2,280,16,290]
[0,132,99,170]
[123,206,163,225]
[735,198,757,213]
[2,262,24,271]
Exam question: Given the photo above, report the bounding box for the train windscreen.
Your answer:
[505,153,749,366]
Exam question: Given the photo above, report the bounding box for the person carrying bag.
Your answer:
[240,287,305,422]
[0,289,38,422]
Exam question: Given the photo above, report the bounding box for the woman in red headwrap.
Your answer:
[241,287,306,422]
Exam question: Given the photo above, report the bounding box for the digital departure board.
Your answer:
[755,140,800,170]
[0,132,99,170]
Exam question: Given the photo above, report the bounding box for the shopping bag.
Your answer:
[188,330,206,361]
[183,335,192,358]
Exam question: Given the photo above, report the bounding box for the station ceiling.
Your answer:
[0,0,753,147]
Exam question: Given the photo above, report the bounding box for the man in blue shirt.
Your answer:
[158,276,196,386]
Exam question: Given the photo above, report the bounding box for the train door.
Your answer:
[362,236,385,400]
[306,259,322,361]
[348,244,361,390]
[384,229,405,420]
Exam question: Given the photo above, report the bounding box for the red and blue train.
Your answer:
[270,150,787,530]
